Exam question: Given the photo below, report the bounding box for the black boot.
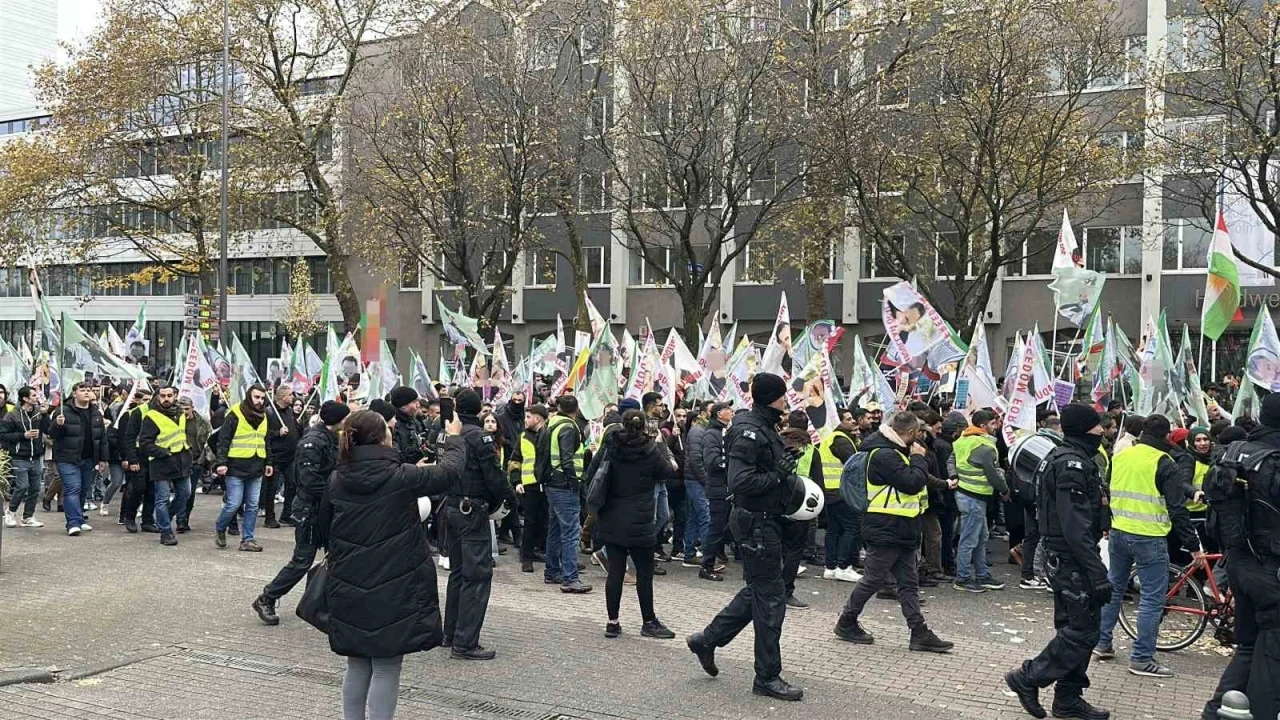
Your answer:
[833,615,874,644]
[160,533,178,546]
[1003,670,1046,719]
[752,677,803,702]
[686,632,718,677]
[450,646,497,661]
[1050,695,1109,720]
[124,520,139,533]
[252,595,280,626]
[908,626,954,653]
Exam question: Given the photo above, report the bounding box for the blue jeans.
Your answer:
[683,480,709,557]
[7,457,43,518]
[654,483,670,550]
[545,486,581,584]
[216,476,262,542]
[56,459,96,530]
[955,492,991,583]
[824,500,860,569]
[1097,529,1169,663]
[154,475,192,534]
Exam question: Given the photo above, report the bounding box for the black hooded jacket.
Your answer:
[696,417,729,499]
[725,405,797,515]
[1038,434,1108,584]
[392,409,428,465]
[451,414,517,511]
[594,429,679,547]
[319,439,466,658]
[859,429,930,548]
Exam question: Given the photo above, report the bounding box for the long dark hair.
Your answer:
[339,410,387,461]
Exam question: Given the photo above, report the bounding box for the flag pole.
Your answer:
[1211,339,1218,383]
[1056,324,1085,380]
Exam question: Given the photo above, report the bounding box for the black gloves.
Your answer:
[1090,577,1114,606]
[777,450,798,478]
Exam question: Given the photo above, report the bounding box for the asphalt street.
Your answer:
[0,495,1230,720]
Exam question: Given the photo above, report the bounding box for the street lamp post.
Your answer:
[218,0,230,347]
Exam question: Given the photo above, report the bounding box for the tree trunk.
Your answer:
[803,238,830,324]
[563,220,591,333]
[682,286,704,347]
[324,250,361,334]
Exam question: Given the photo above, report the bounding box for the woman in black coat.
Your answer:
[318,409,465,720]
[589,410,680,640]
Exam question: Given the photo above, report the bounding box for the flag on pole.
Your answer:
[177,335,216,418]
[959,324,1005,412]
[578,327,621,420]
[379,338,401,392]
[1202,208,1243,341]
[1048,210,1105,327]
[408,348,436,400]
[228,333,263,406]
[123,301,147,351]
[1245,308,1280,393]
[436,298,489,354]
[106,324,126,357]
[760,292,791,376]
[60,313,147,382]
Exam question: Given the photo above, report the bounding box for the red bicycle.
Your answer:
[1117,552,1235,652]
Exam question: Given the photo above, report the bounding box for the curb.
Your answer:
[0,669,56,687]
[58,648,174,682]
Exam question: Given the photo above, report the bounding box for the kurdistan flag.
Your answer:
[1202,208,1242,341]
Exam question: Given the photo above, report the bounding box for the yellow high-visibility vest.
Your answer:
[954,433,997,496]
[866,448,927,517]
[818,431,852,490]
[1187,460,1209,513]
[144,409,188,453]
[548,415,585,479]
[795,446,816,479]
[519,434,538,485]
[226,405,267,459]
[1110,444,1172,537]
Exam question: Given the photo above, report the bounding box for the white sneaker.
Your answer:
[195,487,204,494]
[796,565,807,576]
[80,523,93,532]
[3,510,16,528]
[439,556,451,570]
[835,567,862,583]
[20,517,44,528]
[823,568,838,580]
[87,502,98,510]
[99,503,110,516]
[68,526,82,536]
[275,494,284,504]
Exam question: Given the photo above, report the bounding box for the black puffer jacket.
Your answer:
[594,430,679,548]
[0,405,48,461]
[48,402,109,464]
[293,425,339,522]
[697,417,729,499]
[267,404,300,466]
[319,438,466,659]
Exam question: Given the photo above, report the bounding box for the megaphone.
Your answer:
[785,476,825,521]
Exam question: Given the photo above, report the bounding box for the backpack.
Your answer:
[838,449,879,513]
[1204,441,1280,555]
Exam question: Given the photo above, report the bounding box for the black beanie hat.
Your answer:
[751,372,787,407]
[455,388,483,416]
[319,401,350,427]
[369,398,396,423]
[1261,393,1280,429]
[388,386,418,409]
[1060,403,1101,436]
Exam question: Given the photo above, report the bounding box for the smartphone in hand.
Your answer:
[439,397,455,424]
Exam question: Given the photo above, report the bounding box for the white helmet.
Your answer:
[489,499,512,522]
[785,476,825,521]
[417,495,433,523]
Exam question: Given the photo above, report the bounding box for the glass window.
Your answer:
[583,245,609,285]
[1162,224,1181,270]
[861,235,903,279]
[1122,226,1142,274]
[1084,227,1121,273]
[524,250,558,286]
[253,258,273,295]
[273,259,292,294]
[1025,230,1056,275]
[629,246,671,285]
[400,257,422,290]
[309,257,330,294]
[1180,218,1211,269]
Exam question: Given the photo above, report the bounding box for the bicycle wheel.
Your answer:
[1117,563,1210,652]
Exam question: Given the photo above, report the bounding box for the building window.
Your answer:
[481,250,511,287]
[876,63,909,109]
[524,250,558,286]
[1162,217,1212,271]
[399,257,422,291]
[935,232,984,279]
[748,158,778,202]
[296,75,341,97]
[1083,226,1142,275]
[1165,116,1226,170]
[1098,130,1145,172]
[1168,16,1217,73]
[1005,230,1057,277]
[578,171,609,212]
[629,246,673,286]
[583,245,610,286]
[1088,35,1146,89]
[860,235,904,279]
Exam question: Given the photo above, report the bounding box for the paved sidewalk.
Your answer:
[0,497,1228,719]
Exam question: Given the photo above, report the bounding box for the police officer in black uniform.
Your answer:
[252,401,349,625]
[1006,403,1110,720]
[686,372,805,702]
[1201,393,1280,720]
[443,388,517,661]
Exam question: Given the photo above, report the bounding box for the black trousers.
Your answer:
[780,518,810,597]
[1202,552,1280,720]
[1021,506,1040,580]
[669,483,687,552]
[262,520,318,601]
[443,504,494,651]
[1020,553,1100,699]
[701,497,733,571]
[278,462,297,520]
[519,486,547,562]
[701,508,786,683]
[122,467,155,525]
[605,544,656,622]
[841,544,926,631]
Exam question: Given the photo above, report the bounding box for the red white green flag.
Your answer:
[1202,209,1242,341]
